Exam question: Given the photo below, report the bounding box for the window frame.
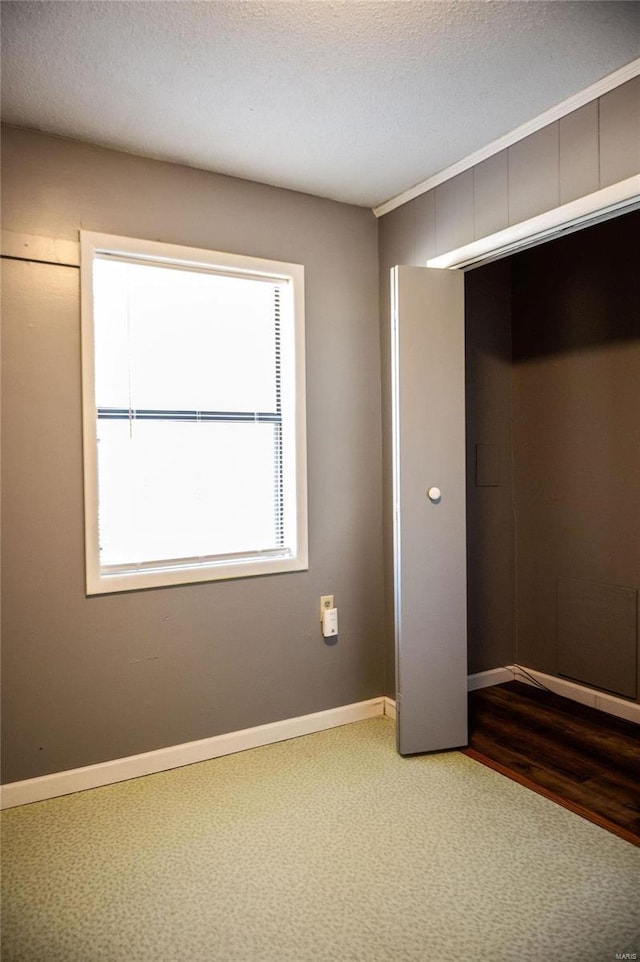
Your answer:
[80,231,308,595]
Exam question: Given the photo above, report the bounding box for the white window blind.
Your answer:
[81,233,307,593]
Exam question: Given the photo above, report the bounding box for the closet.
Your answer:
[465,208,639,702]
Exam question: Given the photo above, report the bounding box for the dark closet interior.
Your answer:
[465,209,640,703]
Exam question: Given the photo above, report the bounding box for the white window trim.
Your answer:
[80,231,308,595]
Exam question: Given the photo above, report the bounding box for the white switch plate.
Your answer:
[320,595,334,620]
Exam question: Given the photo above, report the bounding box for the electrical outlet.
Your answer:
[320,595,334,620]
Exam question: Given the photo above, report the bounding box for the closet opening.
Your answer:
[464,208,639,703]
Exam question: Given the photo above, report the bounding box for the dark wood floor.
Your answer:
[462,681,640,846]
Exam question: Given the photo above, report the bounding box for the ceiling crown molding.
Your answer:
[374,57,640,218]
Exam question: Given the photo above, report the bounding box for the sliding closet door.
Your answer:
[391,266,467,755]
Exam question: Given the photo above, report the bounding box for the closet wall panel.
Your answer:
[599,75,640,187]
[473,151,509,240]
[508,123,560,225]
[434,170,474,255]
[559,102,600,204]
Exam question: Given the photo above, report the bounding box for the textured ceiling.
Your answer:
[2,1,639,208]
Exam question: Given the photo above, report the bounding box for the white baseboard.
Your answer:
[5,667,636,810]
[383,667,515,717]
[467,667,515,691]
[382,665,640,726]
[0,697,386,811]
[507,665,640,725]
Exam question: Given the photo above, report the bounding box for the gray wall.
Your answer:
[464,262,515,676]
[465,211,640,704]
[511,211,639,702]
[1,126,384,783]
[379,76,640,695]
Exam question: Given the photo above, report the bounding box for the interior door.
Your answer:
[391,265,467,755]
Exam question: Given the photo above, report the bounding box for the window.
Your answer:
[80,232,307,594]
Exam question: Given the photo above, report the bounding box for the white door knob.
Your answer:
[427,486,441,503]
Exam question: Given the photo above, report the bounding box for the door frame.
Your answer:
[426,176,639,272]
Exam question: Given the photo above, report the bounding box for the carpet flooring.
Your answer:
[2,716,639,962]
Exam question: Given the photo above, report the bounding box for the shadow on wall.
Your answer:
[511,208,640,361]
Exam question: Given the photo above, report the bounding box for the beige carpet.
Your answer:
[2,716,639,961]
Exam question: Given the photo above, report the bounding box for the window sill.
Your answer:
[86,552,309,595]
